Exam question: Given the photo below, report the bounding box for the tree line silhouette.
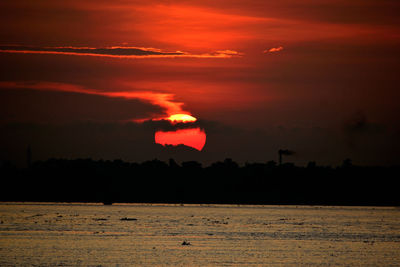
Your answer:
[0,158,399,206]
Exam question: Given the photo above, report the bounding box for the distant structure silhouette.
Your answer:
[27,145,32,168]
[278,149,294,165]
[342,158,353,168]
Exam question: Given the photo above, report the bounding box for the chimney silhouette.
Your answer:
[278,149,294,165]
[27,145,32,168]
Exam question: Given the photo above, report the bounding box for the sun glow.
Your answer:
[167,114,197,123]
[155,127,206,151]
[156,114,205,150]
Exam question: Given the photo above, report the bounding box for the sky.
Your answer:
[1,0,400,166]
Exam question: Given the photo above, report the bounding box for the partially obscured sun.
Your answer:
[155,127,206,151]
[155,113,205,150]
[167,114,197,123]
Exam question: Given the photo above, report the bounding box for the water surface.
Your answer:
[1,203,399,266]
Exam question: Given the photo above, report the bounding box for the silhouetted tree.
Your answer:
[0,157,398,206]
[342,158,353,168]
[307,161,317,169]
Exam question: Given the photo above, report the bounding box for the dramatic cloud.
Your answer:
[0,81,191,122]
[0,89,160,123]
[0,45,243,59]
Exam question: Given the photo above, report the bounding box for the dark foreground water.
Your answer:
[0,203,399,266]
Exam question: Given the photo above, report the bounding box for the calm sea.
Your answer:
[0,203,399,266]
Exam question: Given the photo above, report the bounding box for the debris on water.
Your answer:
[210,220,228,225]
[182,240,191,246]
[120,217,137,221]
[363,240,375,244]
[27,214,44,218]
[93,218,108,221]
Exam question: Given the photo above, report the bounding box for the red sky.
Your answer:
[1,0,400,165]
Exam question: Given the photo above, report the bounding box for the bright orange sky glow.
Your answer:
[1,0,400,165]
[155,127,206,151]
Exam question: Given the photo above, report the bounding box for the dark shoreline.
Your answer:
[1,201,399,208]
[1,158,399,206]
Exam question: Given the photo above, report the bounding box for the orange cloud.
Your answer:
[215,50,244,56]
[264,46,284,53]
[0,45,242,59]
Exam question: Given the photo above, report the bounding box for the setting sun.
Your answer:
[155,127,206,151]
[167,114,197,123]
